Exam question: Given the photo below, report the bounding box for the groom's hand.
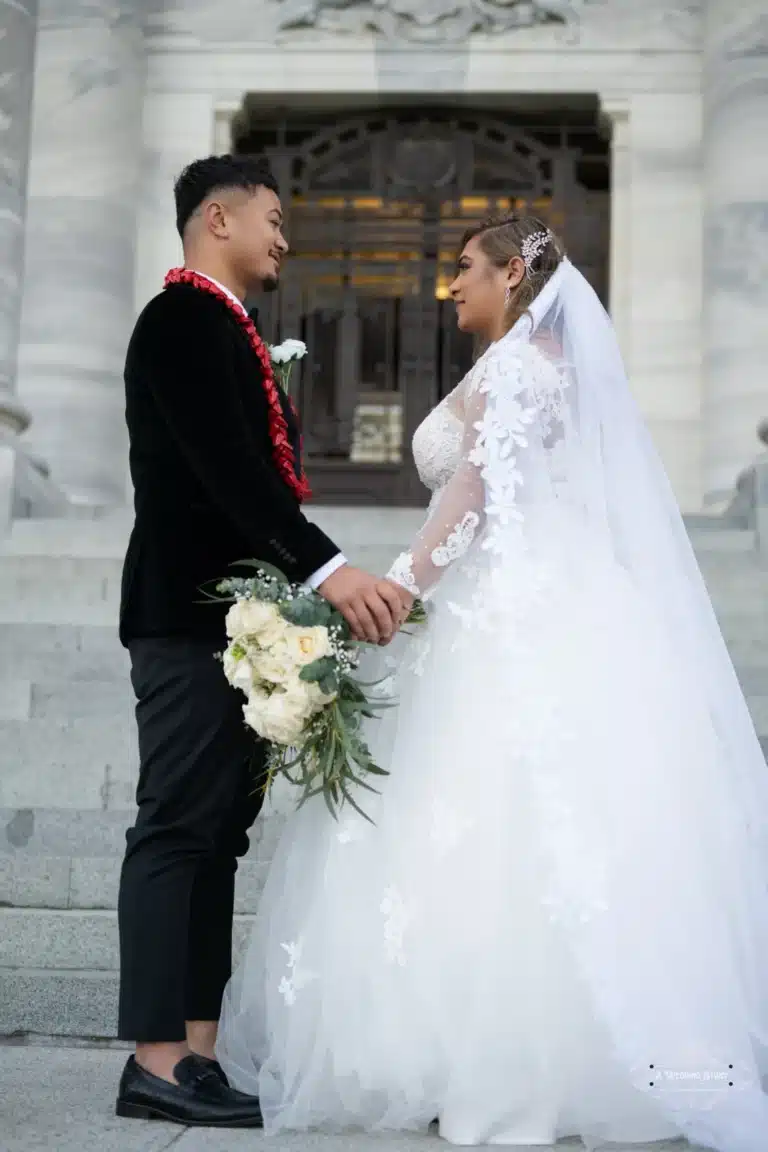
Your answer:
[378,579,414,636]
[318,565,403,644]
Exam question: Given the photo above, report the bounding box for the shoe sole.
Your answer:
[116,1099,263,1127]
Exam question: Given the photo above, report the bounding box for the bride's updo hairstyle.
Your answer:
[461,213,565,332]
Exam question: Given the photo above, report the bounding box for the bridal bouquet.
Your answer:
[216,565,425,821]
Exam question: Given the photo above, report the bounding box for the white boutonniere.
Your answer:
[269,339,308,402]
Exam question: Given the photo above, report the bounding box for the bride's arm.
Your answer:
[387,370,521,598]
[387,342,564,599]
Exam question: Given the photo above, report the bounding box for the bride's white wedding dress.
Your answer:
[218,261,768,1151]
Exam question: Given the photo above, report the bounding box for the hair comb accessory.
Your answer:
[521,229,554,276]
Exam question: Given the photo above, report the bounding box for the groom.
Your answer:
[116,153,411,1127]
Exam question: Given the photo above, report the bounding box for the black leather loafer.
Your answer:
[115,1054,263,1127]
[192,1055,229,1084]
[193,1054,257,1100]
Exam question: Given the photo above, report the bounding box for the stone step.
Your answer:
[1,506,425,558]
[0,675,134,723]
[745,695,768,737]
[716,622,768,651]
[0,907,254,972]
[686,527,757,552]
[0,716,139,810]
[0,557,123,625]
[0,623,127,680]
[718,635,768,666]
[1,852,270,913]
[0,967,119,1037]
[0,679,32,720]
[738,666,768,695]
[0,807,135,856]
[0,802,280,857]
[709,581,768,602]
[1,508,133,558]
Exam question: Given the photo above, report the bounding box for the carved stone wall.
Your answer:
[145,0,702,52]
[274,0,579,41]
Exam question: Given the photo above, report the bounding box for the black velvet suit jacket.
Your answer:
[119,283,339,645]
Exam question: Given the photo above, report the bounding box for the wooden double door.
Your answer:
[242,107,609,504]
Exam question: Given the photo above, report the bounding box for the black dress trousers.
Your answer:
[117,637,267,1042]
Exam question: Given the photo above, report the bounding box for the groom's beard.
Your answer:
[262,275,279,293]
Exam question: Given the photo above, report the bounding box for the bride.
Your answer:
[217,216,768,1151]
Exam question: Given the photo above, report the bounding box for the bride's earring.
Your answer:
[504,285,512,308]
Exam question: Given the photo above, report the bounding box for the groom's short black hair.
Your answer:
[174,153,280,238]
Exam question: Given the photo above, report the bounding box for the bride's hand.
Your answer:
[377,579,413,638]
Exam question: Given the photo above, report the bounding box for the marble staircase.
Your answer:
[1,508,767,1038]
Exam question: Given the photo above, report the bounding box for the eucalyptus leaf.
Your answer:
[279,597,322,626]
[299,656,336,684]
[323,787,339,821]
[339,782,376,825]
[232,558,289,584]
[346,771,381,795]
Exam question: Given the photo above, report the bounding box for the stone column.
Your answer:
[0,0,38,530]
[133,90,216,318]
[602,90,703,512]
[600,95,632,362]
[703,0,768,500]
[15,0,145,506]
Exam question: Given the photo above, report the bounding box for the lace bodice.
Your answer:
[412,394,464,498]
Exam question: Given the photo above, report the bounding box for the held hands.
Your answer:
[318,565,413,644]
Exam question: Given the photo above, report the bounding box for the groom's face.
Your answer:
[229,185,289,293]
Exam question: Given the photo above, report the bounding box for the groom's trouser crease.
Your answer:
[117,637,265,1041]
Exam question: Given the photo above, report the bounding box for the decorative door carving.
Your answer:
[236,106,609,505]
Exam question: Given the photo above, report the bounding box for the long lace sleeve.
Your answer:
[387,383,487,598]
[387,347,544,597]
[387,341,567,599]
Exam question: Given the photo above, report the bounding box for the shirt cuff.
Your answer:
[304,553,347,590]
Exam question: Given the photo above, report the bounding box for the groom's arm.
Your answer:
[135,290,338,582]
[134,291,404,641]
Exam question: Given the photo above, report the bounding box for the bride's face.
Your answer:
[449,235,524,341]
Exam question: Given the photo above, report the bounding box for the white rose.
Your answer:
[270,339,308,364]
[276,624,332,668]
[243,687,309,745]
[283,675,336,714]
[225,600,286,647]
[222,645,255,696]
[242,686,272,735]
[250,648,295,686]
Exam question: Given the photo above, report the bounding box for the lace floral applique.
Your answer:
[381,886,410,966]
[431,511,480,568]
[536,385,566,427]
[502,690,611,929]
[447,589,495,634]
[278,938,316,1006]
[387,552,419,597]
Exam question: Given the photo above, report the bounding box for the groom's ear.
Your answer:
[202,197,230,239]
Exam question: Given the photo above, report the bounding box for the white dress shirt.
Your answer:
[189,271,346,590]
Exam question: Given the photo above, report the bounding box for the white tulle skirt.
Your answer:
[217,536,768,1150]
